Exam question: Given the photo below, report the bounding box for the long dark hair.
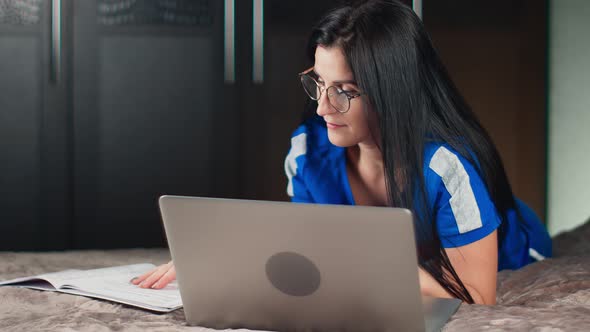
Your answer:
[307,0,518,303]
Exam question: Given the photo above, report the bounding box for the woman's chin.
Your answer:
[327,132,357,147]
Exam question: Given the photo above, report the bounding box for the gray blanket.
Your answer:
[1,221,589,332]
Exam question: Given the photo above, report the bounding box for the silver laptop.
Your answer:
[159,195,461,332]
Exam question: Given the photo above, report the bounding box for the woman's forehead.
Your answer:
[314,46,353,80]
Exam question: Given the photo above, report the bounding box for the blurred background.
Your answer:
[0,0,587,250]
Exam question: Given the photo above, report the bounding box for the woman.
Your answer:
[132,0,551,305]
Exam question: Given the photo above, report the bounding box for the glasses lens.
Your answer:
[327,86,349,113]
[301,75,320,100]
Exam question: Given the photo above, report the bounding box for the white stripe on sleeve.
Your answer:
[429,146,483,234]
[284,133,307,197]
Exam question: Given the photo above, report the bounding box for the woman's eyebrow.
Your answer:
[312,69,357,85]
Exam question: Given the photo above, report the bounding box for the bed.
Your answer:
[1,219,589,331]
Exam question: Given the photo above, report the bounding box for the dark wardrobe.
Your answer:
[0,0,547,251]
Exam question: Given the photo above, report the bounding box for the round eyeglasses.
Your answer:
[298,67,363,114]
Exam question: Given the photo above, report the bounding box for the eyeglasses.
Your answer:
[298,67,363,114]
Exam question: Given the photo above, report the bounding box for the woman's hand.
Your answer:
[130,261,176,289]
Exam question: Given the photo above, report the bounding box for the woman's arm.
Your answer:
[418,230,498,305]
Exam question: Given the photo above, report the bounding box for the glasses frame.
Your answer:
[298,67,363,114]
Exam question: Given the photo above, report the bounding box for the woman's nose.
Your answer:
[316,91,336,117]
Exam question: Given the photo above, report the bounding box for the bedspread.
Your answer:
[1,220,589,331]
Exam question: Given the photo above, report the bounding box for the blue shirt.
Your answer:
[284,116,552,271]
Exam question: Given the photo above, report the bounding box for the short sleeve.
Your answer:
[427,146,501,248]
[284,127,314,203]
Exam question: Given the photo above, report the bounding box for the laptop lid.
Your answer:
[159,195,456,331]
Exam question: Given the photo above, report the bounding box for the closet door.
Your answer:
[0,0,69,250]
[238,0,347,202]
[72,0,239,248]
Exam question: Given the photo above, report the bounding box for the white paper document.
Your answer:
[0,263,182,312]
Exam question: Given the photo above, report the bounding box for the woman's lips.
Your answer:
[326,122,346,129]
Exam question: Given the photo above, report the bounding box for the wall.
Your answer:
[548,0,590,235]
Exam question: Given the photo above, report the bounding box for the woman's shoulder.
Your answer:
[288,115,340,159]
[423,142,503,248]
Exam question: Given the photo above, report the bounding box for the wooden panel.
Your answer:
[426,0,547,220]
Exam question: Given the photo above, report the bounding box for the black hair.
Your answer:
[306,0,518,303]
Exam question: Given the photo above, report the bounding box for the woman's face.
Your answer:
[314,45,376,147]
[314,45,378,148]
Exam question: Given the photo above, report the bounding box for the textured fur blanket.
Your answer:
[1,220,589,331]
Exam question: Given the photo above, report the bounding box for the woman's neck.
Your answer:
[347,142,384,179]
[346,141,389,206]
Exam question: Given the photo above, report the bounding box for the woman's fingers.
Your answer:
[150,265,176,289]
[139,261,173,288]
[129,261,172,287]
[130,266,159,285]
